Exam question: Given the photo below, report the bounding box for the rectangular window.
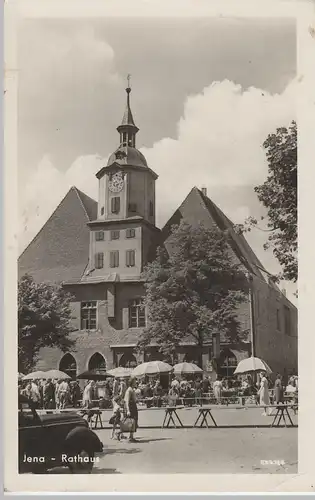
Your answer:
[126,228,136,239]
[276,308,281,331]
[94,252,104,269]
[126,249,135,267]
[284,305,291,336]
[111,197,120,214]
[95,231,104,241]
[81,301,97,330]
[149,201,154,216]
[110,230,120,240]
[110,250,119,268]
[129,203,137,213]
[129,299,146,328]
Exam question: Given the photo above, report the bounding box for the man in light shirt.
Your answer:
[58,379,70,409]
[30,380,41,408]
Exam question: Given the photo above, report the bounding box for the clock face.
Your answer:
[108,172,124,193]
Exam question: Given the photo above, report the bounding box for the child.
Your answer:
[109,396,122,440]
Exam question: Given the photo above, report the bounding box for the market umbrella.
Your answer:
[233,356,272,375]
[22,370,47,380]
[77,369,110,381]
[43,369,71,380]
[106,367,133,378]
[173,362,203,375]
[131,361,173,377]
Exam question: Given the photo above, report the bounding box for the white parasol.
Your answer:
[106,367,134,378]
[22,370,47,380]
[131,361,173,377]
[43,369,72,380]
[233,356,272,375]
[173,362,203,375]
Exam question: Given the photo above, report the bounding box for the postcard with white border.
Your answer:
[4,0,315,493]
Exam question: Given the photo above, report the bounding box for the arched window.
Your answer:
[59,353,77,380]
[88,352,106,373]
[119,353,137,368]
[146,351,163,362]
[219,349,237,378]
[183,352,201,367]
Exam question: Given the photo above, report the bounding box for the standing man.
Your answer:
[119,378,127,399]
[112,377,120,398]
[30,380,41,408]
[274,373,284,405]
[58,379,70,409]
[43,378,55,409]
[71,380,81,408]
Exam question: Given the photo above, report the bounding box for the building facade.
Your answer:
[18,87,298,380]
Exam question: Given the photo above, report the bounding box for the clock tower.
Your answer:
[85,84,159,282]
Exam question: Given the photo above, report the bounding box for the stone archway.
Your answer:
[118,353,137,368]
[88,352,106,373]
[59,353,77,380]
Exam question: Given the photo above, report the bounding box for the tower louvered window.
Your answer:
[110,250,119,268]
[110,230,120,240]
[111,197,120,214]
[126,228,135,238]
[95,252,104,269]
[126,249,135,267]
[95,231,104,241]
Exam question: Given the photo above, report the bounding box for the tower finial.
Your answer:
[117,75,139,147]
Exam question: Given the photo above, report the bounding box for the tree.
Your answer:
[18,274,75,373]
[236,121,297,283]
[138,221,248,362]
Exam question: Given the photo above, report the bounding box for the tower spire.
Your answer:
[117,76,139,147]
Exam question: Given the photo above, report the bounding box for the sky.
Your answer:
[18,16,297,300]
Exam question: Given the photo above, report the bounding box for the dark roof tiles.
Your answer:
[18,187,97,284]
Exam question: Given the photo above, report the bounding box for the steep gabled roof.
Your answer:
[161,187,275,284]
[18,187,97,284]
[74,188,97,221]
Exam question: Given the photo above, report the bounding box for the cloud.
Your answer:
[140,78,297,299]
[19,78,297,300]
[19,24,119,102]
[18,22,122,181]
[141,78,296,226]
[19,155,103,252]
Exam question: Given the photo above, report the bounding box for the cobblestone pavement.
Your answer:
[50,406,298,474]
[92,426,297,474]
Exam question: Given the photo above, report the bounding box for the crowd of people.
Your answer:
[18,378,82,409]
[18,371,298,412]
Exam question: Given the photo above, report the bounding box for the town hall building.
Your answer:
[18,85,297,381]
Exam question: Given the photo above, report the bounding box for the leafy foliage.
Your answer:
[138,221,248,360]
[235,121,297,282]
[18,275,75,373]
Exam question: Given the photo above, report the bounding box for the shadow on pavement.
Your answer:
[136,437,171,443]
[104,447,141,455]
[93,468,121,474]
[45,466,121,474]
[207,425,298,429]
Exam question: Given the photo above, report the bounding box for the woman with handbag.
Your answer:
[124,378,138,443]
